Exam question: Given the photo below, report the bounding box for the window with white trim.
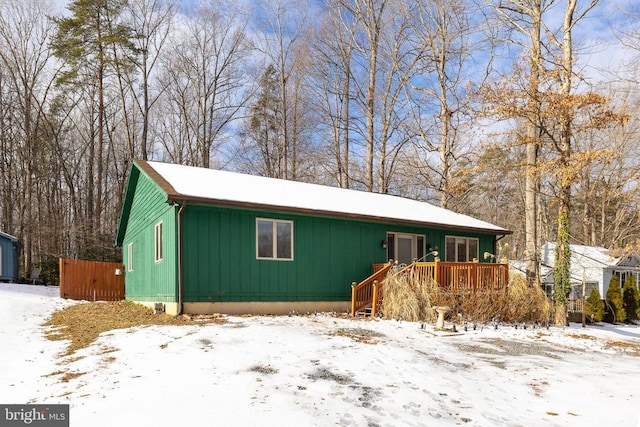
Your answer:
[154,222,163,262]
[257,218,293,260]
[127,242,133,272]
[445,236,478,262]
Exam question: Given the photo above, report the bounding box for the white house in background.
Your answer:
[540,242,640,300]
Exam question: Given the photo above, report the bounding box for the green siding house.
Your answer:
[116,160,510,315]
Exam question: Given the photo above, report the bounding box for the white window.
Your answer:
[155,222,163,262]
[127,242,133,272]
[445,236,479,262]
[257,218,293,260]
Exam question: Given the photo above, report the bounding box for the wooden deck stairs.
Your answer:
[350,261,396,318]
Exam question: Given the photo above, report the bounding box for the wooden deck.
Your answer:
[352,260,509,316]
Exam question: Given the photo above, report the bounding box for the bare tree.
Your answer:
[408,0,481,208]
[308,0,358,188]
[335,0,388,191]
[0,0,57,273]
[156,1,252,168]
[527,0,608,324]
[123,0,175,160]
[253,0,313,180]
[483,0,556,286]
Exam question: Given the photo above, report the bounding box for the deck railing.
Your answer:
[433,262,509,292]
[351,260,509,316]
[567,299,584,313]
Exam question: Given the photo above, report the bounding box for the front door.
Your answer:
[397,234,414,265]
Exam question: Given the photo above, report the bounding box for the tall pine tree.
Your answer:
[50,0,138,258]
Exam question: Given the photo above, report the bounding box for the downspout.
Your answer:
[176,201,187,316]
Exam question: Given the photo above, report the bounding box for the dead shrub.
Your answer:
[381,268,553,324]
[505,273,553,323]
[381,271,438,322]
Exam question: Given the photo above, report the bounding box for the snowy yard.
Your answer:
[1,283,639,427]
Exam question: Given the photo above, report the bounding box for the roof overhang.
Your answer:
[131,160,512,237]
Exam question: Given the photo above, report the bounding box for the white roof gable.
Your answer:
[144,161,509,234]
[615,253,640,267]
[540,242,621,287]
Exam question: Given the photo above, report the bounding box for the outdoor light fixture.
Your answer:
[381,240,387,249]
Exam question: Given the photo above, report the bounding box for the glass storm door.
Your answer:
[397,235,414,265]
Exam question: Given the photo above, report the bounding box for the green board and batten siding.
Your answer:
[119,167,177,302]
[180,204,498,302]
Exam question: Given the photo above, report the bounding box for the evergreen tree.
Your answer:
[605,275,625,323]
[246,64,284,178]
[622,275,638,323]
[585,287,604,322]
[636,287,640,321]
[49,0,138,257]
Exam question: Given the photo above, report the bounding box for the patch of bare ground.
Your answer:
[604,340,640,356]
[60,371,86,383]
[566,333,640,355]
[329,328,386,344]
[529,380,549,397]
[453,338,566,359]
[309,367,352,384]
[249,364,279,375]
[43,300,226,355]
[44,369,86,383]
[567,333,596,341]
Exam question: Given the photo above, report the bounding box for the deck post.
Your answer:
[351,282,357,316]
[371,280,379,317]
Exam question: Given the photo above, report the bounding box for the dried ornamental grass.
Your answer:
[381,268,552,324]
[506,274,553,323]
[381,271,438,322]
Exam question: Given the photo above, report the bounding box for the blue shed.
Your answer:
[0,231,20,282]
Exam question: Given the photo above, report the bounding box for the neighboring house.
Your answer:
[0,231,20,282]
[115,160,511,315]
[540,242,640,300]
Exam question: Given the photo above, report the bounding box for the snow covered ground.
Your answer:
[1,283,639,427]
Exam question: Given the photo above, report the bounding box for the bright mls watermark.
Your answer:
[0,405,69,426]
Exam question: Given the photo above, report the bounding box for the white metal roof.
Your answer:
[541,243,617,268]
[144,161,510,234]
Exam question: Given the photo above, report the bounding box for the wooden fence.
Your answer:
[59,258,125,301]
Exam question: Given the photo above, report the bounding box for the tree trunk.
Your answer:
[524,0,542,288]
[553,0,578,325]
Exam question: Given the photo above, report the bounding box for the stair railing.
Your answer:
[351,261,393,316]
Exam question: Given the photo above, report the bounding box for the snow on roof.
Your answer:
[143,161,509,234]
[541,242,617,268]
[509,260,552,279]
